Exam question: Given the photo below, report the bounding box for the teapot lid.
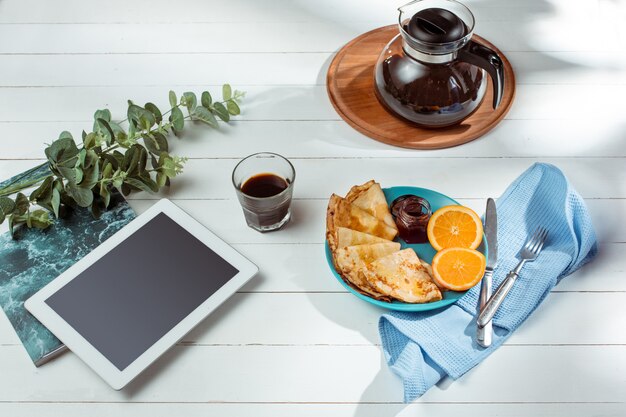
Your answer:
[405,8,467,44]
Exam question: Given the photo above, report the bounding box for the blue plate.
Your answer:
[325,186,488,312]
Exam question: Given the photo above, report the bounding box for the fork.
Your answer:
[477,226,548,329]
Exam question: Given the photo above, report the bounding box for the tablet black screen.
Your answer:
[45,212,239,371]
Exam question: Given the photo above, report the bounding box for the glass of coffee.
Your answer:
[232,152,295,232]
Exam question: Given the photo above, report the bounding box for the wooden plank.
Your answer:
[0,54,329,87]
[0,19,619,54]
[0,0,574,24]
[1,119,625,160]
[0,181,623,245]
[0,344,623,403]
[0,52,622,87]
[0,403,624,417]
[0,196,621,246]
[0,85,625,122]
[1,291,624,347]
[4,283,626,346]
[2,158,622,200]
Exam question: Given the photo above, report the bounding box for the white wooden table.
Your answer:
[0,0,625,415]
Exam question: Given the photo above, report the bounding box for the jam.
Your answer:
[391,195,431,244]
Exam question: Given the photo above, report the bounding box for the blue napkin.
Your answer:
[378,163,598,402]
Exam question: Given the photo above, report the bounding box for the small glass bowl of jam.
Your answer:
[390,195,432,244]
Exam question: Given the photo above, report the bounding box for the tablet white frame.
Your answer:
[25,198,258,390]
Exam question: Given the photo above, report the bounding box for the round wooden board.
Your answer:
[327,25,516,150]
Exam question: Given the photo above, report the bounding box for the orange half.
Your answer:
[431,247,486,291]
[427,205,483,251]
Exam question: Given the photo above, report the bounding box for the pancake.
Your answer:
[361,249,442,303]
[326,194,398,253]
[345,180,397,232]
[334,242,401,298]
[335,227,391,250]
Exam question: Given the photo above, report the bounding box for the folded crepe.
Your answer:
[346,180,398,233]
[362,249,442,303]
[334,242,401,298]
[335,227,391,250]
[326,194,398,252]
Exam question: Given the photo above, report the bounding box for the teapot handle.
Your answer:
[457,40,505,109]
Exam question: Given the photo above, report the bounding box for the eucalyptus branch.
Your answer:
[0,85,244,238]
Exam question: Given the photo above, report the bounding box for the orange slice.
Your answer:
[431,247,486,291]
[427,205,483,251]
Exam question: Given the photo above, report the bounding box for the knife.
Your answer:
[477,198,497,348]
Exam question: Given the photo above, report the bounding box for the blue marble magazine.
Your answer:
[0,165,136,366]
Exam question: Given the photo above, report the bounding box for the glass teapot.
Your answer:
[374,0,505,128]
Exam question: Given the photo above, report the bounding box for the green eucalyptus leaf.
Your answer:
[128,104,156,130]
[65,183,93,207]
[116,131,135,148]
[77,148,87,167]
[83,149,99,169]
[99,182,111,207]
[156,171,167,188]
[108,121,124,134]
[212,102,230,122]
[121,144,147,176]
[80,162,100,189]
[138,171,159,193]
[14,193,29,215]
[121,145,138,172]
[222,84,232,101]
[143,133,168,155]
[51,187,61,218]
[153,132,168,153]
[169,106,185,135]
[182,92,197,114]
[158,154,187,178]
[45,137,79,165]
[8,215,19,238]
[30,176,54,202]
[96,118,116,144]
[57,166,77,183]
[145,102,163,124]
[74,167,84,185]
[0,197,16,217]
[27,210,53,229]
[169,90,177,108]
[128,121,136,139]
[58,131,73,140]
[112,169,126,189]
[124,177,154,194]
[201,91,212,107]
[82,132,98,149]
[193,106,219,128]
[102,154,119,170]
[93,108,112,123]
[102,162,113,179]
[227,100,241,115]
[137,145,148,173]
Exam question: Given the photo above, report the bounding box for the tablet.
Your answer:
[25,199,258,390]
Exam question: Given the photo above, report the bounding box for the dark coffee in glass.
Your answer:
[232,153,295,232]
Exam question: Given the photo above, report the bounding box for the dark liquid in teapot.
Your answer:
[376,58,485,128]
[374,8,486,128]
